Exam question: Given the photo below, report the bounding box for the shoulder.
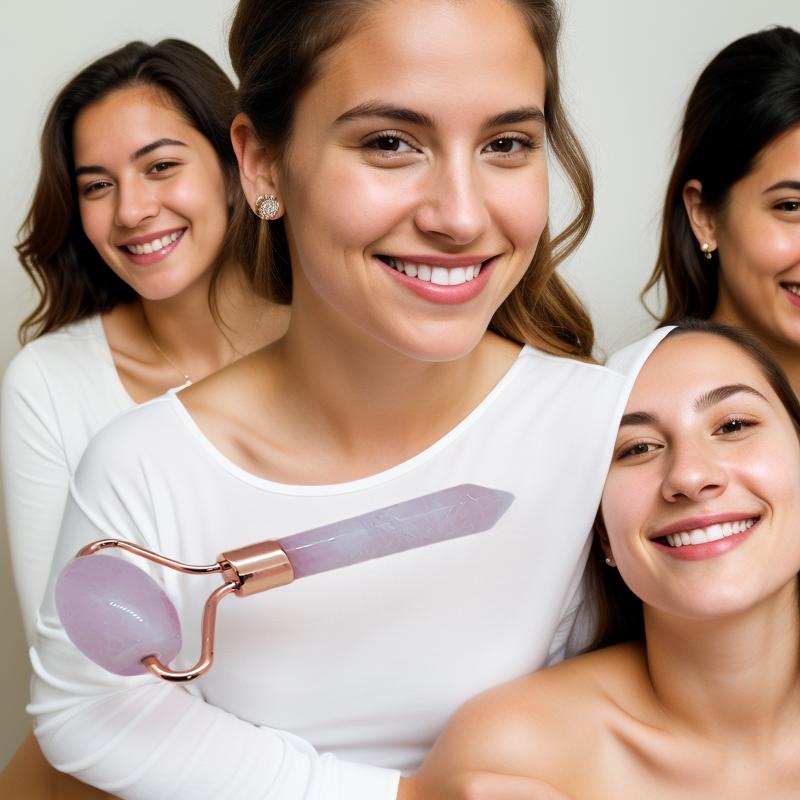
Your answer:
[3,316,108,394]
[423,643,646,782]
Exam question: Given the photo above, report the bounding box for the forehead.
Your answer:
[302,0,545,126]
[740,124,800,187]
[627,334,770,410]
[73,86,192,158]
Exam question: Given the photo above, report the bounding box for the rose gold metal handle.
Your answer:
[77,538,293,682]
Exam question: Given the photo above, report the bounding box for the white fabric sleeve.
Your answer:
[1,349,71,644]
[29,480,401,800]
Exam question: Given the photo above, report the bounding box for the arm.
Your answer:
[30,466,401,800]
[1,350,72,643]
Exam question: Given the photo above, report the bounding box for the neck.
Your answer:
[265,290,517,472]
[644,580,800,744]
[141,263,279,381]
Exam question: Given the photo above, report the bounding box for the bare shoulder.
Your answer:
[419,642,647,783]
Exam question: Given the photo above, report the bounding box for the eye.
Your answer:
[149,161,179,175]
[714,416,757,436]
[81,180,113,196]
[362,132,418,156]
[481,134,538,159]
[774,199,800,213]
[616,440,660,460]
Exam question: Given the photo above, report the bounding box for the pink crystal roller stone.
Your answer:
[56,484,514,681]
[56,553,181,676]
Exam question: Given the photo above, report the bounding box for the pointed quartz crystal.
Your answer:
[277,484,514,578]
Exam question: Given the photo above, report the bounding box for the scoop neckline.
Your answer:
[166,345,535,496]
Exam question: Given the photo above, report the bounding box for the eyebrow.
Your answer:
[334,101,545,130]
[619,384,768,428]
[74,138,187,177]
[693,383,768,410]
[764,179,800,193]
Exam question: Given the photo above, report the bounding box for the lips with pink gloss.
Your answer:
[649,512,760,561]
[780,283,800,309]
[117,227,186,266]
[375,254,497,304]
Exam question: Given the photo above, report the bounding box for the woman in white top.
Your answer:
[2,39,288,643]
[410,319,800,798]
[30,2,664,798]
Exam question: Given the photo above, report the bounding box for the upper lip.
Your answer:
[117,227,186,247]
[650,512,761,539]
[378,254,495,268]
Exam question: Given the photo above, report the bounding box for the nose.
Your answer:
[114,178,159,229]
[660,439,728,503]
[414,155,489,245]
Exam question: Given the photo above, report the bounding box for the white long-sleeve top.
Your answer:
[29,333,667,800]
[1,316,136,642]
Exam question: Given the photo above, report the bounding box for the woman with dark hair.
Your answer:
[1,39,288,642]
[644,26,800,392]
[411,318,800,797]
[28,2,665,798]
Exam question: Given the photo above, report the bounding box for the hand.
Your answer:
[399,771,575,800]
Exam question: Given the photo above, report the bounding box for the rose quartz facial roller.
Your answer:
[56,484,514,682]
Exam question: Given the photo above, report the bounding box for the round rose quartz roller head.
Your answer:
[56,484,514,682]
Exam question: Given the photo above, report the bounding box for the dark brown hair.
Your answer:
[587,318,800,650]
[643,27,800,324]
[17,39,239,343]
[228,0,596,359]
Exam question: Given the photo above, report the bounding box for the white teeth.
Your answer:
[431,267,449,286]
[125,230,182,255]
[662,518,756,547]
[785,284,800,297]
[383,257,484,284]
[449,267,466,286]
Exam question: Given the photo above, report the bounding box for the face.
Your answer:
[601,333,800,620]
[271,0,548,360]
[711,125,800,350]
[74,85,229,302]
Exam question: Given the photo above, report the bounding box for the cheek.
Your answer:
[78,201,108,250]
[600,471,648,556]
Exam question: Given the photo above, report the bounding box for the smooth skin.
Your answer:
[409,333,800,799]
[186,0,548,486]
[73,85,288,401]
[684,125,800,393]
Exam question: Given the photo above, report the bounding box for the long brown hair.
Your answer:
[17,39,240,343]
[643,27,800,325]
[587,318,800,650]
[228,0,595,360]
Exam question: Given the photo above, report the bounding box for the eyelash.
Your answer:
[79,161,179,196]
[615,416,759,460]
[360,131,540,160]
[713,416,758,435]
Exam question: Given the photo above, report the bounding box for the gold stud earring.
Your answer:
[255,194,280,220]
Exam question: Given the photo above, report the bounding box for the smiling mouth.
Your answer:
[656,517,759,548]
[122,229,185,255]
[781,283,800,297]
[377,256,486,286]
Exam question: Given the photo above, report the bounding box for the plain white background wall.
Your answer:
[0,0,797,768]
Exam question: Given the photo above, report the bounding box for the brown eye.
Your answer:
[377,137,402,151]
[488,138,514,153]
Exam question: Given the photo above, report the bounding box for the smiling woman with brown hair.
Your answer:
[411,319,800,798]
[2,39,287,646]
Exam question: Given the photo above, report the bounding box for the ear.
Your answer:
[230,113,284,217]
[595,513,615,565]
[682,179,717,253]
